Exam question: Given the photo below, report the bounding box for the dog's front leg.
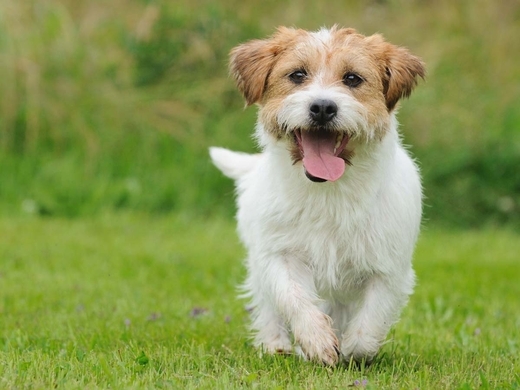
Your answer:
[340,273,413,363]
[247,253,339,366]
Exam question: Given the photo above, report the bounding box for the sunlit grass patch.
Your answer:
[0,215,518,388]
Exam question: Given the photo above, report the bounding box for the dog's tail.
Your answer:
[209,147,261,180]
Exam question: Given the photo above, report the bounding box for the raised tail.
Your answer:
[209,147,261,180]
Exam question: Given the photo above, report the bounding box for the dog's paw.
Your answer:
[301,332,340,366]
[341,330,381,363]
[254,326,294,356]
[259,338,293,356]
[293,313,340,366]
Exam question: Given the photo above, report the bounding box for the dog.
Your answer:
[209,26,425,366]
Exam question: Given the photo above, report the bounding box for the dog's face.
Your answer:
[230,26,425,182]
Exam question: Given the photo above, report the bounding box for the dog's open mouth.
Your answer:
[294,129,349,182]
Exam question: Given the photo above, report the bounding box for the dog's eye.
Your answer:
[343,73,364,88]
[288,70,307,84]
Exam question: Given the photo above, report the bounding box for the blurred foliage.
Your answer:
[0,0,519,227]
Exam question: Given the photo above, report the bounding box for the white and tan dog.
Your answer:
[210,26,425,366]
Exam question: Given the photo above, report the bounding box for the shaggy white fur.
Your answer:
[210,26,424,365]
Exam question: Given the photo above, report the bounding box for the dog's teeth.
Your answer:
[334,134,342,153]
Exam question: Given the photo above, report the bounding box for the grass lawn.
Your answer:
[0,213,518,389]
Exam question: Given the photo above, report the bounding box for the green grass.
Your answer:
[0,214,518,389]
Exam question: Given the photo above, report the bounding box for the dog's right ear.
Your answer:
[230,27,298,106]
[230,39,279,106]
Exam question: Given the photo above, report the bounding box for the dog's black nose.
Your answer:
[309,99,338,125]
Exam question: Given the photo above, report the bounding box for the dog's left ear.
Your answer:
[372,36,425,111]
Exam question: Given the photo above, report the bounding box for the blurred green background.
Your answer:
[1,0,519,227]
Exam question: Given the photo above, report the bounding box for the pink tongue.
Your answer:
[301,131,345,182]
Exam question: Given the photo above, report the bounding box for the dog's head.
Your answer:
[230,26,425,182]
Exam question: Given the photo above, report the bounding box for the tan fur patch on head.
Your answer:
[230,27,425,109]
[230,26,425,141]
